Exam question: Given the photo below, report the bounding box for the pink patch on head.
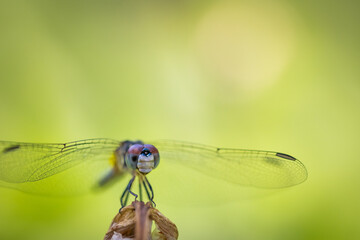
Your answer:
[128,144,144,155]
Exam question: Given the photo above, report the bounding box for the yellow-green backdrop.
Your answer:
[0,0,359,239]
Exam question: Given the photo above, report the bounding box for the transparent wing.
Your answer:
[0,138,122,195]
[150,140,307,188]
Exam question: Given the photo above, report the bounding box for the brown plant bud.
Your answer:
[104,201,178,240]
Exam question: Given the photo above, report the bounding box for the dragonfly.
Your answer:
[0,138,307,209]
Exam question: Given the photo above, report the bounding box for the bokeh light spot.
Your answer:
[194,1,297,96]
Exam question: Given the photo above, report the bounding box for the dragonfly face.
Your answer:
[125,144,160,174]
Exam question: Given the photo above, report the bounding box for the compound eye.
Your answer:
[144,144,160,168]
[126,144,144,169]
[128,144,143,155]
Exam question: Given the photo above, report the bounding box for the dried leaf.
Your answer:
[104,201,178,240]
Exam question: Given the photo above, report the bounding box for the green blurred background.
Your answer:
[0,0,359,239]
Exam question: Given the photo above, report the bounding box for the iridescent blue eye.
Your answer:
[141,148,151,157]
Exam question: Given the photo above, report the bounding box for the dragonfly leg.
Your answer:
[123,189,130,208]
[128,189,138,200]
[144,176,156,207]
[142,179,151,203]
[119,176,136,212]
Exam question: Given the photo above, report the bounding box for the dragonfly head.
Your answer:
[126,144,160,174]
